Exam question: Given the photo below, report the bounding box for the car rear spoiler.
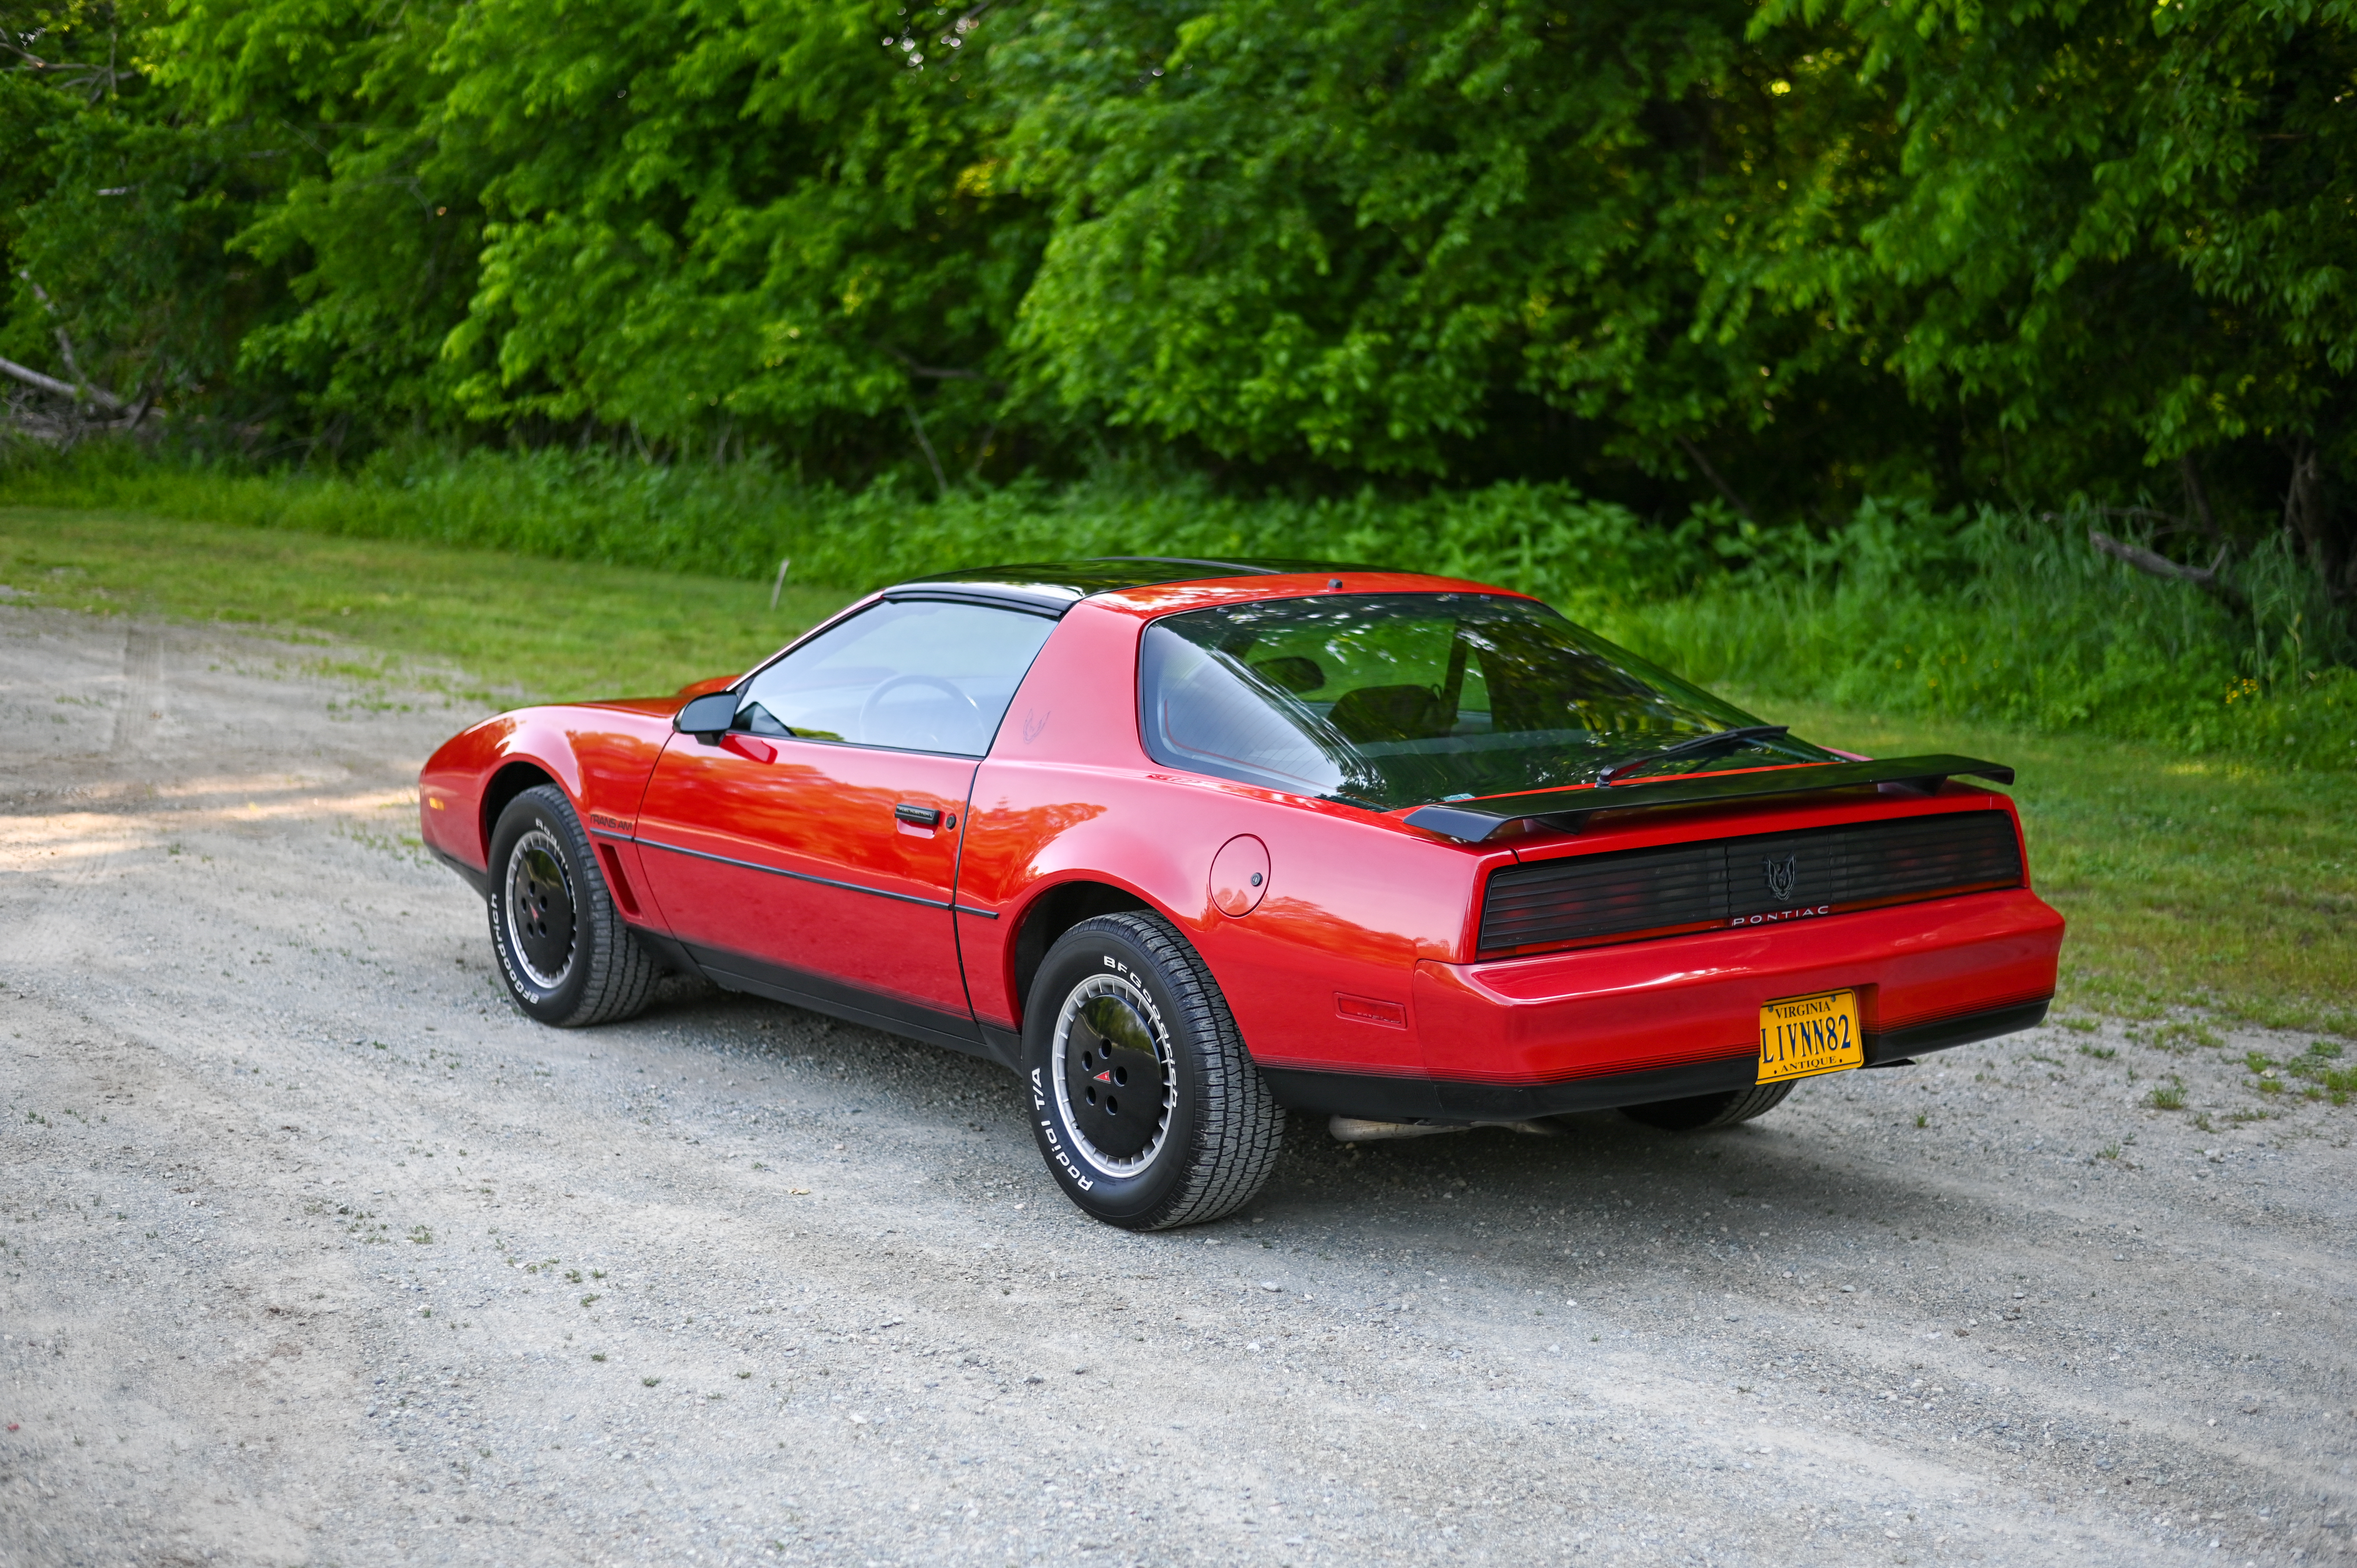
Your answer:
[1399,755,2017,844]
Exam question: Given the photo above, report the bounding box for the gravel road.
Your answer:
[3,604,2353,1568]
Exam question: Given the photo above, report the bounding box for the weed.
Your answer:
[2078,1044,2118,1060]
[2060,1018,2100,1034]
[565,1269,583,1284]
[643,1377,661,1388]
[408,1225,433,1245]
[2244,1051,2276,1075]
[580,1294,600,1308]
[2313,1041,2347,1060]
[591,1353,606,1362]
[1914,1112,1928,1128]
[2147,1079,2187,1111]
[2193,1112,2214,1132]
[737,1370,753,1379]
[2141,1021,2224,1052]
[2097,1142,2122,1160]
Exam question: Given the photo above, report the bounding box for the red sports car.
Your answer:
[419,559,2064,1229]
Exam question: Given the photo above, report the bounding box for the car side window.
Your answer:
[735,599,1057,757]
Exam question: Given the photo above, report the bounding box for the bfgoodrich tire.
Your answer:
[1620,1079,1795,1132]
[1023,911,1284,1230]
[486,784,660,1027]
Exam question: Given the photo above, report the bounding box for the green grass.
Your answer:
[2,504,2350,1037]
[11,444,2357,766]
[0,507,848,699]
[1761,698,2357,1037]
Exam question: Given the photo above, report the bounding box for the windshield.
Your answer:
[1137,592,1836,810]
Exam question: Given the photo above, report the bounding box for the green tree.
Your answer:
[999,0,1915,510]
[155,0,1044,477]
[1756,0,2357,625]
[4,1,286,429]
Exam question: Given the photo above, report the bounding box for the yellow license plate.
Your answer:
[1758,988,1864,1084]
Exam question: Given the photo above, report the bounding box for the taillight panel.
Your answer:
[1479,809,2023,957]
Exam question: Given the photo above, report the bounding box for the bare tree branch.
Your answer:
[0,353,120,408]
[964,419,999,482]
[14,273,129,408]
[2179,454,2218,542]
[2089,529,2249,616]
[1675,435,1759,526]
[905,405,949,498]
[885,345,1005,388]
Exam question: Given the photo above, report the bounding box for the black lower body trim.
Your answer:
[685,941,999,1063]
[1263,1053,1758,1123]
[1867,996,2050,1064]
[625,925,701,980]
[978,1025,1023,1073]
[428,842,489,899]
[1262,997,2052,1123]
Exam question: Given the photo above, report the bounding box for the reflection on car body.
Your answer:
[420,558,2064,1228]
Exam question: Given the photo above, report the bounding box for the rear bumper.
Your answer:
[1262,996,2046,1121]
[1262,888,2063,1123]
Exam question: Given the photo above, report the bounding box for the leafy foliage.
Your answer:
[9,438,2354,770]
[4,0,2357,638]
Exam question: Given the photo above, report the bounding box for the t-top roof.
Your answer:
[885,556,1386,612]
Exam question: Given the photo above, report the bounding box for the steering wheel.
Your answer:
[859,673,985,751]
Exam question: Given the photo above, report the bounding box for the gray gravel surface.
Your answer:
[3,605,2354,1567]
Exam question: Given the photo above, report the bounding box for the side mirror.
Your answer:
[673,691,740,742]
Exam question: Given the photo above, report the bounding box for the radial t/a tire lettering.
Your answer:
[1022,911,1284,1230]
[1620,1079,1794,1132]
[485,784,660,1027]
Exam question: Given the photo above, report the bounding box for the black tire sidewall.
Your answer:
[1022,923,1205,1226]
[487,788,596,1024]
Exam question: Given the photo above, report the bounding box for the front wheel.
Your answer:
[1620,1079,1795,1132]
[486,784,661,1026]
[1023,911,1284,1230]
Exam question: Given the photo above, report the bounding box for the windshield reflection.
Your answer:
[1137,592,1833,810]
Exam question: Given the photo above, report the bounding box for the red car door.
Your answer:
[631,595,1058,1053]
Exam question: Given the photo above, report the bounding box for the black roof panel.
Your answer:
[887,556,1386,613]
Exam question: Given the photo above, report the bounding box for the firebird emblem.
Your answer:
[1763,853,1799,903]
[1093,1070,1112,1083]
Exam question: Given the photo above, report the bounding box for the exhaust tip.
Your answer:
[1327,1116,1469,1144]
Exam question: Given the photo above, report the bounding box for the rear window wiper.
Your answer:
[1596,725,1791,787]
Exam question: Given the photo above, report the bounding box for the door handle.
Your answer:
[893,803,944,828]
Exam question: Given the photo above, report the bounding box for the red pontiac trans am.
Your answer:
[419,558,2064,1229]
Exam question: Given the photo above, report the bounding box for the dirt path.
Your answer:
[2,605,2352,1567]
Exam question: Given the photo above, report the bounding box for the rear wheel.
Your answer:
[1620,1079,1794,1132]
[1022,911,1283,1229]
[486,784,660,1026]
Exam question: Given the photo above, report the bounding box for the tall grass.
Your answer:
[1611,499,2357,770]
[5,441,2352,766]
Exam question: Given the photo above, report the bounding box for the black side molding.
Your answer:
[428,842,489,898]
[1401,755,2017,843]
[625,925,703,981]
[686,941,1003,1063]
